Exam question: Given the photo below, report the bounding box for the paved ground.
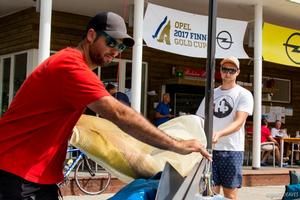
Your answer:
[63,185,285,200]
[238,185,285,200]
[63,193,114,200]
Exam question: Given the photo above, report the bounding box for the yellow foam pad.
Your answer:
[70,114,207,183]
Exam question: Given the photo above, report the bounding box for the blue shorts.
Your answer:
[212,150,243,189]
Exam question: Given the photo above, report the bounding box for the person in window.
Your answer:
[153,93,174,126]
[106,83,130,106]
[0,12,210,199]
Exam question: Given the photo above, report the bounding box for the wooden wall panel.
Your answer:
[0,8,37,55]
[48,11,90,50]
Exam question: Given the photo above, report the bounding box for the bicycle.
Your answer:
[58,146,111,195]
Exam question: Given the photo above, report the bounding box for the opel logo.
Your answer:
[283,32,300,65]
[217,31,233,50]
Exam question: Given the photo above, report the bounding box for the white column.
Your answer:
[252,3,263,169]
[38,0,52,64]
[131,0,144,112]
[118,61,126,93]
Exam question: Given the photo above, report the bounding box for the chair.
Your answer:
[261,142,276,167]
[291,142,300,165]
[244,132,276,167]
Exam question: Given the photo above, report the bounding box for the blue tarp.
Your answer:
[109,173,161,200]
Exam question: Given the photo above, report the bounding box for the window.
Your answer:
[0,51,31,116]
[250,76,291,103]
[14,53,27,96]
[269,78,291,103]
[0,58,11,115]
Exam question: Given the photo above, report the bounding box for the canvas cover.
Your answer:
[70,114,207,183]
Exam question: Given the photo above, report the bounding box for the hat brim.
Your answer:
[105,31,135,47]
[220,58,239,69]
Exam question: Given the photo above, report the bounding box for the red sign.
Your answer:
[184,68,206,78]
[175,67,222,81]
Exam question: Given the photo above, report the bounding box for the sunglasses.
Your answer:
[98,32,127,52]
[220,66,238,74]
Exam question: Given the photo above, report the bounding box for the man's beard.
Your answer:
[89,46,105,66]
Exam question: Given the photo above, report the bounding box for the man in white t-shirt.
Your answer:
[196,56,253,200]
[271,120,287,138]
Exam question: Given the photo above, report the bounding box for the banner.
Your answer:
[143,3,248,59]
[263,22,300,67]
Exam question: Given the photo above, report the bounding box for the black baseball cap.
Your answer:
[85,12,135,47]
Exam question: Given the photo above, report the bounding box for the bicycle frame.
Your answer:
[64,148,84,177]
[59,146,112,195]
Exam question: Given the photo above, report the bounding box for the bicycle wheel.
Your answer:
[74,158,111,195]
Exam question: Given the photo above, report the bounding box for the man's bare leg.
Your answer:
[213,185,221,194]
[275,146,281,164]
[223,187,238,200]
[261,151,271,163]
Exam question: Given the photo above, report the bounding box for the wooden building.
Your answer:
[1,7,300,134]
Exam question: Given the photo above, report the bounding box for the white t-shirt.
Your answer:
[271,128,287,138]
[196,85,253,151]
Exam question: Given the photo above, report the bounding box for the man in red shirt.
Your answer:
[260,118,281,166]
[0,12,210,199]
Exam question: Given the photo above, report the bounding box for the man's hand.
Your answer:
[212,132,221,144]
[175,139,212,161]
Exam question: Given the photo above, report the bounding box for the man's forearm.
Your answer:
[90,96,179,152]
[217,121,243,137]
[88,94,211,159]
[217,111,249,137]
[155,112,168,119]
[112,105,178,151]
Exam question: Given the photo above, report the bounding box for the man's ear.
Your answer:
[86,29,96,43]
